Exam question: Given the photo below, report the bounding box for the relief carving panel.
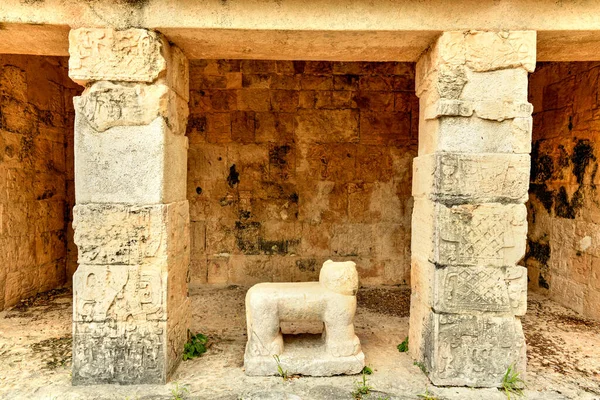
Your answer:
[436,265,527,315]
[428,314,526,387]
[75,82,188,133]
[73,201,188,266]
[73,264,166,322]
[413,153,530,204]
[72,320,166,385]
[69,28,167,84]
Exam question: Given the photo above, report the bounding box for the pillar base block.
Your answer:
[244,335,365,377]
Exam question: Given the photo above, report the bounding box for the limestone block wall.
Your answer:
[0,54,80,311]
[186,60,418,286]
[527,62,600,320]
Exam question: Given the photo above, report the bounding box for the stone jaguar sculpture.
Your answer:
[244,260,364,376]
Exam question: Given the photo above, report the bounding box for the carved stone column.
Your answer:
[409,31,536,387]
[68,28,190,385]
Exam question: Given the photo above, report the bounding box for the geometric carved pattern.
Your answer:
[444,269,509,312]
[437,204,527,267]
[441,213,509,265]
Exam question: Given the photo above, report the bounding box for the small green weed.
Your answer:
[397,337,409,352]
[413,361,427,375]
[417,387,439,400]
[170,382,189,400]
[351,366,373,399]
[273,354,289,381]
[182,332,208,361]
[501,364,526,399]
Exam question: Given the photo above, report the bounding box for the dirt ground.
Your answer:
[0,285,598,399]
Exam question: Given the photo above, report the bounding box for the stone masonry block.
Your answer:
[73,256,188,324]
[75,115,188,204]
[412,153,530,204]
[295,109,359,143]
[76,82,189,134]
[411,308,526,387]
[69,29,189,98]
[411,257,527,316]
[419,113,531,154]
[416,31,536,95]
[73,201,189,266]
[419,68,530,115]
[72,319,168,385]
[411,199,527,267]
[69,29,167,85]
[464,31,536,73]
[166,297,190,377]
[461,69,529,105]
[73,264,167,323]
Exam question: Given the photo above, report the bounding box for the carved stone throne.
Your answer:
[244,260,365,376]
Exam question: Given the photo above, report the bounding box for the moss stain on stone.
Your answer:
[227,164,240,188]
[538,273,550,289]
[525,238,551,266]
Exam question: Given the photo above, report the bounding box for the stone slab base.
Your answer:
[244,335,364,377]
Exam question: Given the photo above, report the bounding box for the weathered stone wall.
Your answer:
[186,60,418,286]
[0,54,79,311]
[527,62,600,320]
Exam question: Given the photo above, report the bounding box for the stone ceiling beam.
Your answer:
[1,0,600,61]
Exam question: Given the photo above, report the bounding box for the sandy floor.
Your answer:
[0,286,598,399]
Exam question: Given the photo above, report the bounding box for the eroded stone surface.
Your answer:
[421,312,527,387]
[73,202,189,266]
[417,31,536,94]
[72,319,168,385]
[74,115,188,205]
[69,28,168,85]
[244,260,364,376]
[412,153,530,204]
[76,82,188,133]
[74,264,166,323]
[419,114,532,154]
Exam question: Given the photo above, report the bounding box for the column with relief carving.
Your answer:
[68,28,190,385]
[409,31,536,387]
